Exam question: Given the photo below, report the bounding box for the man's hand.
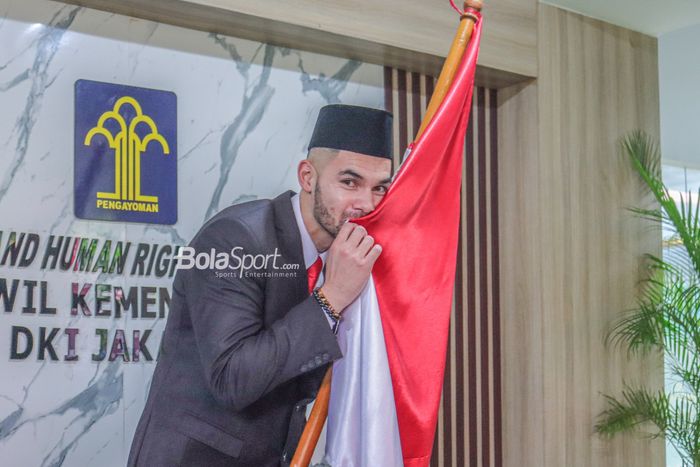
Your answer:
[320,222,382,312]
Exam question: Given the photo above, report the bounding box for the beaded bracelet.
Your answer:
[313,288,341,322]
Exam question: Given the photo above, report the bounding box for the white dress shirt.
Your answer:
[290,193,333,328]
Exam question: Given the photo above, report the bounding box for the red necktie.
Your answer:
[307,256,323,294]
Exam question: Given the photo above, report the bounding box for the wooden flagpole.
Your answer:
[291,2,483,465]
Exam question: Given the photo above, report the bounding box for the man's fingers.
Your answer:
[365,243,382,264]
[347,224,367,246]
[357,235,375,257]
[337,221,356,241]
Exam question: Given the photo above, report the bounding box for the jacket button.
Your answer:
[322,353,330,361]
[295,404,303,411]
[300,364,308,372]
[314,356,323,365]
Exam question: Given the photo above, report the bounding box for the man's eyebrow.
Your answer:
[338,169,364,180]
[337,170,391,185]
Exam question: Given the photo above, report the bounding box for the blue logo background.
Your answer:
[74,79,177,225]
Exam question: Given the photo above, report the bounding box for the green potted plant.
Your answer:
[594,131,700,466]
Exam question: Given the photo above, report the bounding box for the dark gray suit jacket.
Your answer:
[127,191,343,467]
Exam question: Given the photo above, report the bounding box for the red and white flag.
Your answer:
[324,13,483,467]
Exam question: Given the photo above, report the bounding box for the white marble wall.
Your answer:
[0,0,384,464]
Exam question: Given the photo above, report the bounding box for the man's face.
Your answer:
[311,149,392,237]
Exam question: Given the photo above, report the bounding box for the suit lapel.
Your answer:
[273,191,331,398]
[272,190,308,304]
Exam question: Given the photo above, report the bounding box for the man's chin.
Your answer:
[320,222,340,238]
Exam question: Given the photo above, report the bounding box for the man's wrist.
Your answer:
[313,287,341,334]
[317,285,346,312]
[313,288,341,320]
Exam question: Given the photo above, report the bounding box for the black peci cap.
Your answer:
[308,104,393,159]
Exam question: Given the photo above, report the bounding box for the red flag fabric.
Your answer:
[354,15,482,466]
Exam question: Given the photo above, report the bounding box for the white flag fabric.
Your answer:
[324,277,403,467]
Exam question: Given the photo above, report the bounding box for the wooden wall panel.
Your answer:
[497,79,544,467]
[498,5,664,467]
[187,0,537,79]
[59,0,536,86]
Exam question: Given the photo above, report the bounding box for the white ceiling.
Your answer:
[540,0,700,36]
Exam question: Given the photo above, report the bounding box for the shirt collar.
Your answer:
[291,193,328,268]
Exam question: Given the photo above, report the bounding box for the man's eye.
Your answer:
[341,179,356,187]
[375,185,388,194]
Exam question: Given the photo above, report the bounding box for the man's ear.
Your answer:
[297,159,315,194]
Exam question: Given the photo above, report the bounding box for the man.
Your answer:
[127,104,394,466]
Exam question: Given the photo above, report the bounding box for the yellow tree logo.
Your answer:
[84,96,170,204]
